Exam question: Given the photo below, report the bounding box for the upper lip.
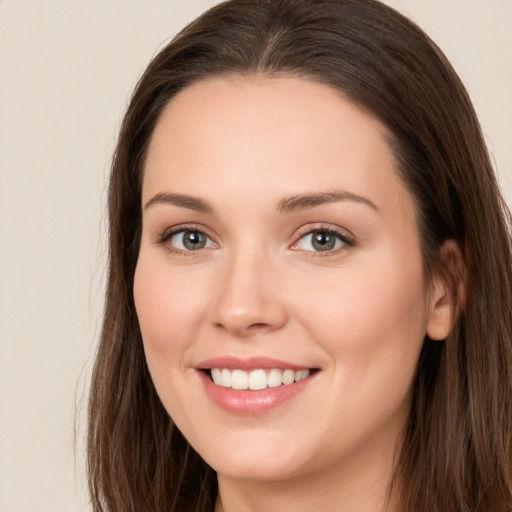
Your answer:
[196,356,312,371]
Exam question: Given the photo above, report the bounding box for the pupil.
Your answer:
[312,231,335,251]
[183,231,206,250]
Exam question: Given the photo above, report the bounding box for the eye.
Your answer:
[295,228,353,253]
[164,229,216,252]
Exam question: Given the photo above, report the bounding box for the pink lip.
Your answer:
[196,356,310,371]
[195,357,318,415]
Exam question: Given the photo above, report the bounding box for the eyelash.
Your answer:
[155,224,216,256]
[155,224,355,257]
[291,225,355,258]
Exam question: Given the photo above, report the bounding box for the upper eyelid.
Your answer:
[154,222,355,249]
[158,223,214,241]
[290,224,356,251]
[153,226,217,256]
[289,234,355,265]
[155,225,217,255]
[293,224,355,241]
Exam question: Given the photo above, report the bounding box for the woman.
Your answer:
[87,0,512,510]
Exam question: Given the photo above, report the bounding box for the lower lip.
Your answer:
[198,371,316,415]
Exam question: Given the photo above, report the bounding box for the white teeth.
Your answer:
[221,368,232,388]
[282,369,295,385]
[248,369,267,390]
[231,369,248,390]
[267,368,283,388]
[295,370,309,382]
[209,368,311,390]
[211,368,222,385]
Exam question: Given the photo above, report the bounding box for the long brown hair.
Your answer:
[87,1,512,510]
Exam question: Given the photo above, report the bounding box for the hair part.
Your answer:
[88,1,512,510]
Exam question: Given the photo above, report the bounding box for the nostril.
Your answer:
[247,322,270,330]
[213,321,271,333]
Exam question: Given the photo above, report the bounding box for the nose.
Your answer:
[209,248,288,337]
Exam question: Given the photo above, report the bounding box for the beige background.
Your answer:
[0,1,510,511]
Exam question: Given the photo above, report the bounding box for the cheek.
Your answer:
[133,257,206,364]
[133,257,211,425]
[299,257,428,435]
[292,252,428,375]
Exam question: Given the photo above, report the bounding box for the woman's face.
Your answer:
[134,76,447,483]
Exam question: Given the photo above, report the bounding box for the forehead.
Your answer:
[148,75,387,163]
[143,75,414,220]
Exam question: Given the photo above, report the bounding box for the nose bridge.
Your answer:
[210,241,287,335]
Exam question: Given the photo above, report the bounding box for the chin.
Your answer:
[193,433,308,482]
[211,457,302,482]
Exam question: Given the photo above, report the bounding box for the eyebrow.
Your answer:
[277,191,379,213]
[144,192,214,213]
[143,190,378,215]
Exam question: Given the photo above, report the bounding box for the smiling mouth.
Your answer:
[205,368,318,391]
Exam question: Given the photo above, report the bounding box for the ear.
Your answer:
[426,239,466,341]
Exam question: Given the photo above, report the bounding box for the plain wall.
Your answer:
[0,1,510,511]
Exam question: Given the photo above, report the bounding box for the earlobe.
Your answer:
[426,239,466,341]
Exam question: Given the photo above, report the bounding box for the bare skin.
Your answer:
[134,76,455,512]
